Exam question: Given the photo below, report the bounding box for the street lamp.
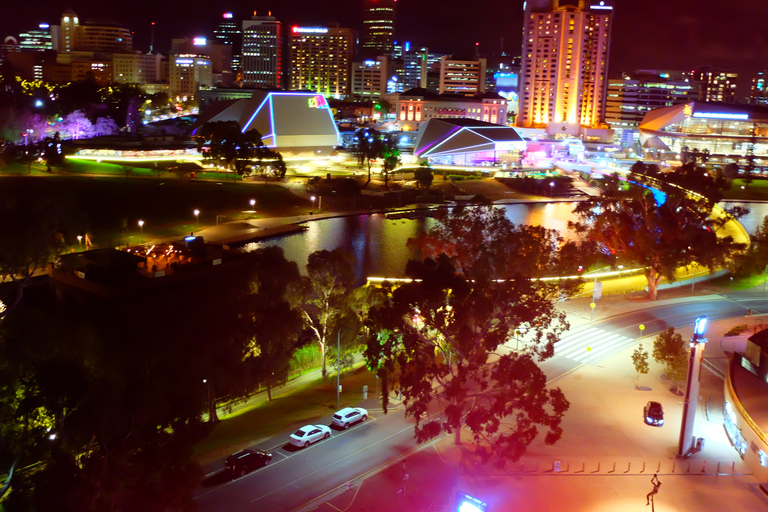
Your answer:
[77,235,82,246]
[250,199,256,210]
[194,209,200,224]
[138,220,144,234]
[678,315,707,457]
[311,195,316,210]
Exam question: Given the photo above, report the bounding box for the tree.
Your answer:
[632,343,650,383]
[414,164,433,190]
[570,174,747,300]
[93,116,118,137]
[379,134,401,188]
[61,110,93,140]
[652,327,687,390]
[240,247,304,401]
[351,127,383,186]
[195,121,283,179]
[366,205,578,467]
[0,270,251,511]
[289,248,357,378]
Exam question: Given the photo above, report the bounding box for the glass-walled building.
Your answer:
[638,101,768,165]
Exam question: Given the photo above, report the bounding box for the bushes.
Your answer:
[290,345,322,373]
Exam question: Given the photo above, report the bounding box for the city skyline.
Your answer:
[3,1,768,88]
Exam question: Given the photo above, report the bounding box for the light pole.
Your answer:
[311,195,316,211]
[138,220,144,234]
[194,209,200,224]
[678,315,708,457]
[77,235,82,247]
[203,378,218,423]
[336,329,341,411]
[250,199,256,210]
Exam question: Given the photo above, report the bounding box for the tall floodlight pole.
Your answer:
[678,316,707,457]
[336,330,341,411]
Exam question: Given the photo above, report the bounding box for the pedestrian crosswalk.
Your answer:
[554,326,635,363]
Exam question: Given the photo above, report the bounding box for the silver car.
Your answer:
[289,424,332,448]
[331,407,368,429]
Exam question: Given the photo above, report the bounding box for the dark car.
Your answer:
[644,401,664,426]
[224,449,272,477]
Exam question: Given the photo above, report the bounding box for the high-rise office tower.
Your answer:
[214,12,241,71]
[289,24,354,98]
[690,65,738,103]
[362,0,396,57]
[242,14,282,88]
[19,24,53,51]
[439,56,487,96]
[400,43,428,90]
[517,0,613,128]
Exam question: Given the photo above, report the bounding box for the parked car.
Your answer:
[644,401,664,426]
[332,407,368,429]
[289,424,332,448]
[225,449,272,477]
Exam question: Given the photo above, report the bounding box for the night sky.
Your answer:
[3,0,768,87]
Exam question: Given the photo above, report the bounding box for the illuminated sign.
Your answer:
[308,96,329,109]
[223,12,233,19]
[683,104,693,117]
[692,112,749,120]
[39,23,49,29]
[591,1,613,9]
[176,58,194,64]
[193,37,206,46]
[292,27,329,34]
[404,41,410,52]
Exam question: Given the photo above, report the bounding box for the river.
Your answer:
[245,201,768,282]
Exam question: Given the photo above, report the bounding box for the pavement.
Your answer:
[289,286,768,512]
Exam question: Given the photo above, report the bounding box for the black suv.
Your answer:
[644,401,664,427]
[224,449,272,477]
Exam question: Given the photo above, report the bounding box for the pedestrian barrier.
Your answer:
[498,459,746,476]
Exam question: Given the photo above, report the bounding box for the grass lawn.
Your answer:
[0,172,310,248]
[710,271,768,291]
[194,366,380,465]
[719,178,768,201]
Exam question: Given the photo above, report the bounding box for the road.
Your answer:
[194,409,421,512]
[194,293,766,512]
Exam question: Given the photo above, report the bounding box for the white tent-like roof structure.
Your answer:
[195,90,340,155]
[413,118,525,158]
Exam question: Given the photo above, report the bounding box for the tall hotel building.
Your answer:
[214,13,242,71]
[361,0,396,57]
[242,14,282,88]
[517,0,613,128]
[289,25,354,98]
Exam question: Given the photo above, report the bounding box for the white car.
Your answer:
[332,407,368,429]
[289,425,332,448]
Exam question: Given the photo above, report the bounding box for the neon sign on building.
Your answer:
[308,96,329,109]
[292,27,329,34]
[692,112,749,120]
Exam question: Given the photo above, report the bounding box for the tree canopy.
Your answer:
[194,121,283,178]
[366,205,579,467]
[570,174,747,300]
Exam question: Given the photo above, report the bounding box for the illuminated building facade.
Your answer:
[351,57,389,99]
[242,15,282,89]
[19,24,53,51]
[638,102,768,166]
[400,44,428,90]
[170,55,212,100]
[723,328,768,482]
[113,53,165,84]
[691,65,738,103]
[362,0,396,57]
[606,71,697,146]
[413,118,525,167]
[439,56,487,96]
[57,10,132,53]
[289,25,354,98]
[749,71,768,106]
[517,0,613,129]
[214,12,241,70]
[396,88,507,131]
[194,90,340,155]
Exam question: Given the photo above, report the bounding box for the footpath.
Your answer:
[292,285,768,512]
